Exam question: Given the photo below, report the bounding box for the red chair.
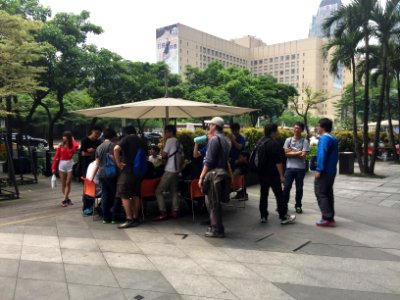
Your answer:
[140,178,161,220]
[188,179,204,221]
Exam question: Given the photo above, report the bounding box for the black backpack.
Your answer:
[249,137,270,173]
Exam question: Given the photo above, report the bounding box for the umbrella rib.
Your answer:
[82,106,126,117]
[136,107,156,119]
[176,106,195,118]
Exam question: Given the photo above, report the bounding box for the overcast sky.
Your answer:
[40,0,354,63]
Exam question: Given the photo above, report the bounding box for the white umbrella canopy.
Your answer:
[74,98,257,120]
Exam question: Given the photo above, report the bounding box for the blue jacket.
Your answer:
[316,133,338,174]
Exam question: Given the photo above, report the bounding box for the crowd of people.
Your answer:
[51,116,339,237]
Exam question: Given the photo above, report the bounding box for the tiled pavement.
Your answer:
[0,162,399,300]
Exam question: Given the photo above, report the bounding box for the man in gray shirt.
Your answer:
[199,117,231,238]
[283,122,310,214]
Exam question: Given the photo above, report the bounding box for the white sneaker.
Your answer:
[280,214,296,225]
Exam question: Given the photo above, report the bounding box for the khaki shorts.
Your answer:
[116,172,141,199]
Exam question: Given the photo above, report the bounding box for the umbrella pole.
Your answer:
[165,107,169,126]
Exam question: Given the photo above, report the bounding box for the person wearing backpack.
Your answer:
[254,124,296,225]
[91,128,119,224]
[315,118,339,227]
[198,117,232,238]
[153,125,184,221]
[114,126,146,229]
[282,122,310,214]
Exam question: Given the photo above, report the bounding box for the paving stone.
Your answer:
[162,272,236,299]
[125,230,172,244]
[149,255,207,275]
[96,239,142,254]
[0,243,22,260]
[61,248,106,266]
[14,278,68,300]
[103,252,156,270]
[64,264,118,287]
[18,260,65,282]
[21,245,62,263]
[196,258,259,279]
[113,268,176,293]
[23,225,58,236]
[23,234,60,248]
[68,283,125,300]
[90,228,130,240]
[59,237,99,251]
[0,258,19,277]
[0,276,17,300]
[179,245,233,261]
[216,277,295,300]
[57,227,93,238]
[123,288,182,300]
[0,232,23,245]
[275,283,400,300]
[136,242,187,257]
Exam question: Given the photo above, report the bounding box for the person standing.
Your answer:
[114,126,144,228]
[314,118,339,227]
[283,122,309,214]
[199,117,232,238]
[229,123,246,167]
[257,124,296,225]
[52,131,79,207]
[91,128,119,224]
[80,126,102,178]
[153,125,183,220]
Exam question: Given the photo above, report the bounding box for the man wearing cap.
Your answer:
[199,117,232,238]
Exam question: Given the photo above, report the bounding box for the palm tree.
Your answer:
[323,3,365,172]
[351,0,377,174]
[370,0,400,171]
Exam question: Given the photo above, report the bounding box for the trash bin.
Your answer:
[339,152,355,175]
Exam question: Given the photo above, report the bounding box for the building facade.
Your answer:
[156,22,349,120]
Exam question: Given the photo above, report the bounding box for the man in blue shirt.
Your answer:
[229,123,246,167]
[315,118,339,227]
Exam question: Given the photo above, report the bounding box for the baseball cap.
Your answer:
[210,117,224,128]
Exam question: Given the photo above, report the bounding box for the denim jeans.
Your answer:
[258,175,287,219]
[283,168,306,208]
[99,177,117,222]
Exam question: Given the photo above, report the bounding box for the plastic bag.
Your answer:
[51,174,57,189]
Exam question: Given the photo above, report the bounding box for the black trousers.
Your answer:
[314,173,336,221]
[258,175,287,219]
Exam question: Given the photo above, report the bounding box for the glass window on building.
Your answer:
[285,63,289,68]
[286,55,290,60]
[259,60,263,64]
[280,71,284,75]
[207,49,210,54]
[270,58,273,63]
[291,54,296,60]
[280,56,284,61]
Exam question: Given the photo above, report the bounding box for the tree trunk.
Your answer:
[362,33,371,174]
[250,112,258,127]
[351,58,364,173]
[47,90,65,150]
[385,77,398,162]
[370,56,387,174]
[397,72,400,146]
[6,96,13,158]
[304,106,311,140]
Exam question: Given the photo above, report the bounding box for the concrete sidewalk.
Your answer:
[0,162,399,300]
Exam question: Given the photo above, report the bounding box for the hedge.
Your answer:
[175,128,399,159]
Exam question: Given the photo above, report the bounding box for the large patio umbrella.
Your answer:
[73,98,257,122]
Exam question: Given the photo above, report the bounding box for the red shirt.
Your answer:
[52,140,79,172]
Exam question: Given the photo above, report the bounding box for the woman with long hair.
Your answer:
[52,131,79,207]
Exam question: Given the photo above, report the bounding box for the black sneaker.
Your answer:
[118,219,139,229]
[260,216,268,223]
[295,207,303,214]
[204,227,225,238]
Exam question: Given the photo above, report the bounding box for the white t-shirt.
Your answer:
[163,137,183,173]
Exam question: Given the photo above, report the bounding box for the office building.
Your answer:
[156,2,349,120]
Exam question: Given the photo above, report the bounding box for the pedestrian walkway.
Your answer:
[0,162,399,299]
